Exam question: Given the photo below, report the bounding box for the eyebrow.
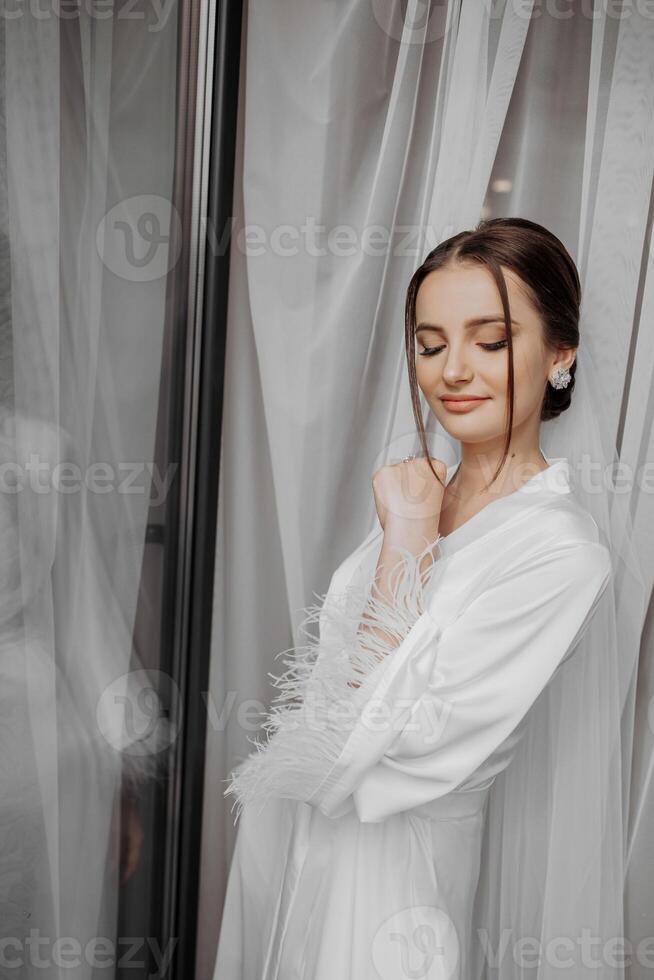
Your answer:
[415,315,519,333]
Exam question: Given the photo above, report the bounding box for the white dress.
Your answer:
[213,457,612,980]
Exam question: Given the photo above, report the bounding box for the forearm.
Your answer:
[349,520,440,686]
[370,519,440,602]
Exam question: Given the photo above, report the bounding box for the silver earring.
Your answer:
[549,366,572,389]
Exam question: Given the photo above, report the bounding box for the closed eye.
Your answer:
[418,340,508,357]
[479,340,508,351]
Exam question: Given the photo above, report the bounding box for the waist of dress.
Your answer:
[406,778,494,822]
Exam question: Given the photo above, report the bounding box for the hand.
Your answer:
[364,454,447,622]
[372,455,447,532]
[109,787,145,886]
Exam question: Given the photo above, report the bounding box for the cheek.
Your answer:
[511,349,547,410]
[513,347,545,391]
[415,355,438,391]
[481,349,538,408]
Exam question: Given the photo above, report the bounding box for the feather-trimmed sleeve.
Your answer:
[223,532,444,823]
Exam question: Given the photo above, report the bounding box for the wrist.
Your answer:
[382,515,440,555]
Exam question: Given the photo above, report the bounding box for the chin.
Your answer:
[436,417,503,445]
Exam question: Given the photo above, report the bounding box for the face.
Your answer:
[414,261,573,445]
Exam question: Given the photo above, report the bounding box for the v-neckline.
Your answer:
[357,453,572,569]
[437,453,568,551]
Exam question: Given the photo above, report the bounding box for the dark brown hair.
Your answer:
[405,217,581,489]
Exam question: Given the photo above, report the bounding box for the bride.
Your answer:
[213,218,635,979]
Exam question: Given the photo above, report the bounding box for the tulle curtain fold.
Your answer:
[202,1,654,977]
[1,8,179,977]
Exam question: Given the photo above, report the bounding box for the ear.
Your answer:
[550,346,577,374]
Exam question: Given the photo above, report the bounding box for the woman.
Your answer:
[214,219,637,979]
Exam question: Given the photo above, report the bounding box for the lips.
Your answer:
[440,395,490,413]
[440,396,488,402]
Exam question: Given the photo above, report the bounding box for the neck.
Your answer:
[453,436,548,497]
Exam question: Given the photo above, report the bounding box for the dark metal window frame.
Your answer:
[157,1,244,975]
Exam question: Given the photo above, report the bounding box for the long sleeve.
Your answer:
[321,538,612,823]
[223,533,444,822]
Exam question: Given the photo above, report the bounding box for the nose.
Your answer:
[441,345,473,384]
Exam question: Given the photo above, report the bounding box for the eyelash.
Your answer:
[418,340,508,357]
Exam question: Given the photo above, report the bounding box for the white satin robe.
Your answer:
[213,456,612,980]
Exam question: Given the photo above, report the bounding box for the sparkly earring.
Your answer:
[549,365,572,389]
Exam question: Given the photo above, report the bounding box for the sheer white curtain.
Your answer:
[200,1,654,976]
[1,8,178,976]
